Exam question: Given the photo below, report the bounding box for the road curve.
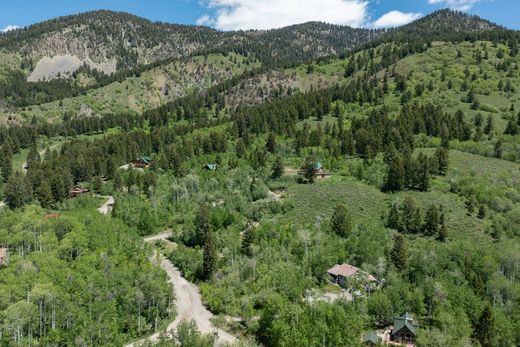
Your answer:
[125,232,237,347]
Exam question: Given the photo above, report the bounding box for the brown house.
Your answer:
[0,248,9,266]
[298,162,331,179]
[69,185,89,197]
[390,313,418,345]
[327,263,377,288]
[131,156,152,169]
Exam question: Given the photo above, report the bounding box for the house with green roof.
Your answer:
[297,161,331,179]
[390,313,418,345]
[131,156,152,169]
[361,331,380,345]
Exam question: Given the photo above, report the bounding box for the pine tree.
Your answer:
[331,204,353,238]
[435,147,449,176]
[401,197,422,234]
[303,156,317,183]
[477,204,487,219]
[92,176,103,194]
[494,139,503,159]
[387,203,401,230]
[37,179,54,208]
[266,132,277,153]
[0,143,13,182]
[384,152,404,192]
[475,305,497,347]
[241,223,256,257]
[271,156,284,179]
[417,153,431,191]
[202,231,217,280]
[4,172,30,210]
[390,234,408,271]
[438,211,448,242]
[194,203,212,247]
[423,205,440,236]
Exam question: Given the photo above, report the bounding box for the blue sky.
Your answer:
[1,0,518,32]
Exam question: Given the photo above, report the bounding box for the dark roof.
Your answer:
[362,331,379,344]
[392,313,418,336]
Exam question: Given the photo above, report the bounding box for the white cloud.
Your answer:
[371,11,422,28]
[428,0,480,11]
[1,25,20,33]
[198,0,368,31]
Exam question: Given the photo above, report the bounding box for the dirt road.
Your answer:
[125,232,237,347]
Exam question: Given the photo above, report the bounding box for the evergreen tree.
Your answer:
[241,223,256,257]
[478,204,487,219]
[0,143,13,182]
[331,204,353,238]
[401,197,422,234]
[194,203,212,247]
[390,234,408,271]
[417,153,431,191]
[271,156,284,179]
[92,176,103,194]
[494,139,503,159]
[475,305,497,347]
[202,231,217,280]
[266,132,277,153]
[37,180,54,208]
[423,205,440,236]
[4,172,30,209]
[303,156,317,183]
[383,152,405,192]
[434,147,449,176]
[438,211,448,242]
[387,203,401,230]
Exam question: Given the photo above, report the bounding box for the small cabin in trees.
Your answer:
[203,163,218,171]
[361,331,380,346]
[131,156,152,169]
[0,248,9,266]
[69,185,89,198]
[390,313,418,345]
[298,162,331,179]
[327,263,378,289]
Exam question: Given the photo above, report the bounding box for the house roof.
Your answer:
[362,331,379,344]
[138,156,152,163]
[204,163,217,170]
[392,313,418,336]
[327,263,378,282]
[328,263,359,278]
[314,162,323,170]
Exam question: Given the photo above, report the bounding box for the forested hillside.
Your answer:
[0,8,519,347]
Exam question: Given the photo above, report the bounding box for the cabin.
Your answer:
[131,156,152,169]
[69,185,89,198]
[390,313,418,345]
[203,163,218,171]
[298,162,332,178]
[327,263,378,289]
[0,248,9,266]
[361,331,380,346]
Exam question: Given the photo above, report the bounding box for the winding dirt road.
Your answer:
[125,231,237,346]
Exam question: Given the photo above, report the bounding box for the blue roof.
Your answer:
[314,162,322,170]
[205,163,218,170]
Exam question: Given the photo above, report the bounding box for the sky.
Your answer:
[0,0,519,33]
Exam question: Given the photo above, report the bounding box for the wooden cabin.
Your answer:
[390,313,418,345]
[203,163,218,171]
[0,248,9,266]
[131,156,152,169]
[327,263,377,289]
[69,185,89,198]
[298,162,331,178]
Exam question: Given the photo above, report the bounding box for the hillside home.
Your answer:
[361,331,380,346]
[298,162,331,178]
[131,156,152,169]
[327,263,378,289]
[69,185,89,197]
[390,313,418,345]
